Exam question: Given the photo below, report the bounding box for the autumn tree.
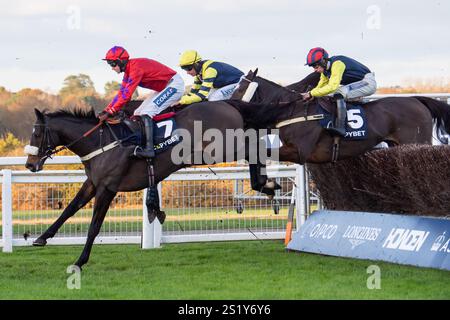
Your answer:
[59,74,105,111]
[104,80,139,100]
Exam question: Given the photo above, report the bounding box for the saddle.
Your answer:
[316,96,365,115]
[121,112,175,134]
[106,111,181,154]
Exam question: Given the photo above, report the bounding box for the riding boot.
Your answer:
[134,115,155,158]
[328,94,347,137]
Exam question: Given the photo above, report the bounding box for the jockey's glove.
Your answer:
[97,111,112,122]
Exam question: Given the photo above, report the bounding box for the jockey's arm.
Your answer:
[310,60,346,97]
[189,75,202,94]
[178,76,202,105]
[104,69,144,114]
[180,67,217,105]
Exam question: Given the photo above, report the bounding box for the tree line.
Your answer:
[0,74,137,142]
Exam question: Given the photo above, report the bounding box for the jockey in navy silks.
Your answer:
[301,47,377,136]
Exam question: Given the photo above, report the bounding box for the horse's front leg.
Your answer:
[74,187,117,269]
[33,179,96,246]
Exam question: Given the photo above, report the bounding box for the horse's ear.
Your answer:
[253,68,259,78]
[34,108,44,121]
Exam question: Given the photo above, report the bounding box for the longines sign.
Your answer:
[287,210,450,270]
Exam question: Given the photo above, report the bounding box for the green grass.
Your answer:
[1,207,290,236]
[0,240,448,299]
[6,206,287,219]
[5,218,288,238]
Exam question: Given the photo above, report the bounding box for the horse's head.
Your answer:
[24,109,61,172]
[231,68,259,102]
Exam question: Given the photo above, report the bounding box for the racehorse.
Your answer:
[25,101,248,268]
[229,69,450,164]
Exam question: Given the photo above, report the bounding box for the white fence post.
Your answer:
[295,165,307,230]
[141,187,162,249]
[2,169,13,253]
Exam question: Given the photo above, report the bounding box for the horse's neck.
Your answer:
[286,72,321,92]
[257,78,295,102]
[52,118,105,156]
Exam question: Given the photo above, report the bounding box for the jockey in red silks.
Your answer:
[99,46,185,158]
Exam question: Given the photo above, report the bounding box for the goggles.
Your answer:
[107,60,119,67]
[181,65,194,71]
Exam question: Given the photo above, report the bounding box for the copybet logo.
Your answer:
[382,228,430,252]
[430,232,450,253]
[342,225,382,249]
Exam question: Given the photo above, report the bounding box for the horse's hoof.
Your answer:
[32,238,47,246]
[147,211,157,224]
[260,186,275,197]
[156,211,166,224]
[73,263,83,271]
[265,180,275,189]
[266,180,282,190]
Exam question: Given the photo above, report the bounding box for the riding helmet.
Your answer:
[179,50,202,68]
[305,47,329,66]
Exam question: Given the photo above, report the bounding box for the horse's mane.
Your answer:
[45,108,97,120]
[255,76,296,104]
[44,100,146,121]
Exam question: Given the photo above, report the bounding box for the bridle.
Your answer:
[25,117,103,163]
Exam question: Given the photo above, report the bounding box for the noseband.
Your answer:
[24,123,58,162]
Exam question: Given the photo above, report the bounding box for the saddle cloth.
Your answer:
[109,112,182,154]
[316,97,368,140]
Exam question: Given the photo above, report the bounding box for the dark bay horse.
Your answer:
[229,70,450,164]
[25,101,247,268]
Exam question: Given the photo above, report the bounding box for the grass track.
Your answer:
[0,240,449,299]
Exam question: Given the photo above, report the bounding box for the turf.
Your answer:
[0,240,448,299]
[1,207,291,238]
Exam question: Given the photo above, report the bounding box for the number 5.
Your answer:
[347,109,363,129]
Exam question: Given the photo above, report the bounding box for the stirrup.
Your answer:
[327,126,346,137]
[132,146,143,157]
[132,146,155,158]
[135,148,155,159]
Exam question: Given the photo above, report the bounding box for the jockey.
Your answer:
[301,47,377,136]
[177,50,244,105]
[99,46,185,158]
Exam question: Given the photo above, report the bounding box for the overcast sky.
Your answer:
[1,0,449,94]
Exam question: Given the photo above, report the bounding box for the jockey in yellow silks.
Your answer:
[178,50,244,105]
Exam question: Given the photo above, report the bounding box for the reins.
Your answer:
[40,121,104,160]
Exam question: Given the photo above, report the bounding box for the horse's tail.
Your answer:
[414,96,450,135]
